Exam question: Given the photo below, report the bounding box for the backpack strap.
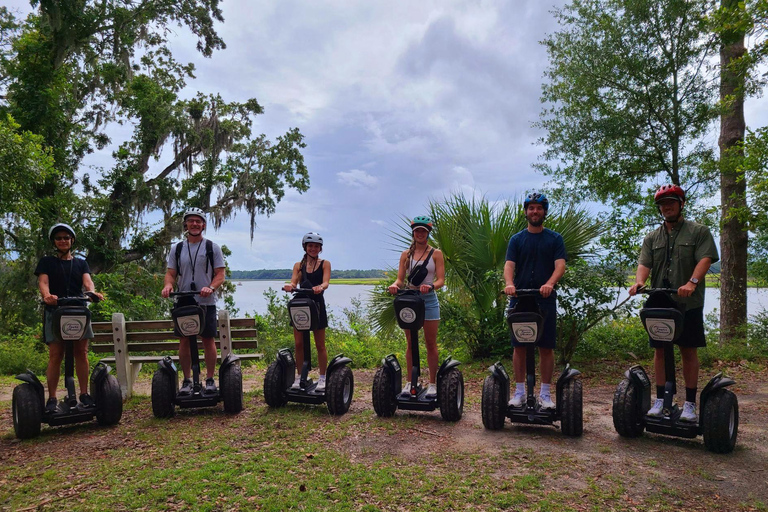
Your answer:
[174,241,184,277]
[205,239,214,276]
[423,248,435,267]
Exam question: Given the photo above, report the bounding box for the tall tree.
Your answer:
[717,0,748,341]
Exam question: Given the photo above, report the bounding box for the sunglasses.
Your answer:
[54,236,72,241]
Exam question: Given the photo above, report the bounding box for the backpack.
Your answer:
[174,239,214,279]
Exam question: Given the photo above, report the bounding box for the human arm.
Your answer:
[388,251,408,294]
[540,258,566,298]
[81,273,104,301]
[503,260,516,296]
[420,249,444,294]
[201,267,226,297]
[282,262,301,292]
[161,268,177,298]
[628,265,651,296]
[38,274,58,305]
[677,257,712,298]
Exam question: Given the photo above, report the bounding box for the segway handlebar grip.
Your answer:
[169,291,202,297]
[637,287,678,295]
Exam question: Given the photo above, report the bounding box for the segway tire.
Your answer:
[326,366,354,416]
[612,378,645,438]
[221,363,244,414]
[481,375,506,430]
[95,374,123,426]
[151,369,176,418]
[560,377,583,437]
[439,368,464,422]
[264,360,288,408]
[12,383,42,439]
[372,366,398,417]
[702,388,739,454]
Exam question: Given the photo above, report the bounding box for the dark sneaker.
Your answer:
[179,378,193,396]
[46,397,59,414]
[204,378,217,395]
[79,393,96,408]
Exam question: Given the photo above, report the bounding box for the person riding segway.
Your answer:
[263,233,354,415]
[371,216,464,421]
[153,208,243,417]
[13,225,122,439]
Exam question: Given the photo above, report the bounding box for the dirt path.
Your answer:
[2,364,767,509]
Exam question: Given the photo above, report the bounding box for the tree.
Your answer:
[0,1,308,273]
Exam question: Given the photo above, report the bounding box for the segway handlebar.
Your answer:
[636,286,678,295]
[286,287,316,294]
[169,290,202,297]
[41,291,102,306]
[503,288,541,297]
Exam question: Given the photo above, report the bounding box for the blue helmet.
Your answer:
[524,192,549,211]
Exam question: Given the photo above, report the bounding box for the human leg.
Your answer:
[46,342,64,399]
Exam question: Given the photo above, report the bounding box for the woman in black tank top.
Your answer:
[283,232,331,391]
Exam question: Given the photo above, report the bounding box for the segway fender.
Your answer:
[89,362,110,389]
[327,354,352,375]
[487,361,510,406]
[437,356,462,376]
[699,372,736,425]
[382,354,402,395]
[276,348,297,389]
[220,353,240,371]
[625,364,651,414]
[15,371,45,409]
[555,364,581,412]
[157,356,178,377]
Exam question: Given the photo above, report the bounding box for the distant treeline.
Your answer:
[229,269,386,280]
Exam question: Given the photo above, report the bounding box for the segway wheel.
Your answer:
[263,360,288,408]
[612,378,645,438]
[221,363,244,414]
[439,368,464,422]
[326,366,354,416]
[151,369,176,418]
[372,366,398,417]
[560,377,583,437]
[702,389,739,454]
[95,375,123,426]
[481,375,506,430]
[12,383,42,439]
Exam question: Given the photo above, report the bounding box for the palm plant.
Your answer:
[369,192,604,358]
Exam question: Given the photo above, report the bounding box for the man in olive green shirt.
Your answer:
[628,185,719,423]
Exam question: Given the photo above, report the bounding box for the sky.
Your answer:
[6,1,768,271]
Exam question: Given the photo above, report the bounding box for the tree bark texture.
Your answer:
[719,0,748,342]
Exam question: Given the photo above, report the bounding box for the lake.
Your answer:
[224,280,768,322]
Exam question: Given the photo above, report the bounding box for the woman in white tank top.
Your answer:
[387,216,445,398]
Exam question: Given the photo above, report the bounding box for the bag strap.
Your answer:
[174,241,184,277]
[205,239,214,276]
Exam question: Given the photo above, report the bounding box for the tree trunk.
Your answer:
[718,0,747,343]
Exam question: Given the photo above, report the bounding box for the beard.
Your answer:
[526,213,545,227]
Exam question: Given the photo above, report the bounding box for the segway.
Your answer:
[151,291,243,418]
[481,289,582,436]
[263,288,354,415]
[12,292,123,439]
[371,288,464,421]
[612,287,738,453]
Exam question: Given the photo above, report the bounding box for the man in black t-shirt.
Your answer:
[34,224,104,413]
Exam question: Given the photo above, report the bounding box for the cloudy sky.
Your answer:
[8,1,767,270]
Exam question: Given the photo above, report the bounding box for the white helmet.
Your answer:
[302,232,323,248]
[49,223,76,242]
[183,207,206,224]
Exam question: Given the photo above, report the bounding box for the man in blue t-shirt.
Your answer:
[503,192,567,410]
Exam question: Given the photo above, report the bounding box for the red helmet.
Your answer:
[654,184,685,204]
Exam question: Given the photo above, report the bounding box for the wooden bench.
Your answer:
[91,310,262,399]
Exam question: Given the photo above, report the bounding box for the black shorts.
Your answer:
[200,305,218,338]
[509,298,557,350]
[648,307,706,349]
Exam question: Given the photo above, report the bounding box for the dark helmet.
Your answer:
[524,192,549,211]
[411,215,433,233]
[302,232,323,249]
[49,223,76,243]
[654,184,685,205]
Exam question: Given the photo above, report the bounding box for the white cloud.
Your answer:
[337,169,379,188]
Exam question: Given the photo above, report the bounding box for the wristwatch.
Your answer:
[689,278,699,286]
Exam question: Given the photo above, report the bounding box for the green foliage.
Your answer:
[229,269,386,279]
[0,326,48,375]
[90,264,168,322]
[574,317,651,362]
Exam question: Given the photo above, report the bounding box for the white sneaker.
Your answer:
[538,394,555,410]
[647,398,664,417]
[425,383,437,398]
[291,376,301,390]
[315,376,326,392]
[400,382,412,397]
[508,391,525,407]
[680,401,698,423]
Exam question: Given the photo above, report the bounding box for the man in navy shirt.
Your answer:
[503,192,567,409]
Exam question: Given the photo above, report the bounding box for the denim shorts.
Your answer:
[422,291,440,321]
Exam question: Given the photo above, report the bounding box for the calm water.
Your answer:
[224,280,768,321]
